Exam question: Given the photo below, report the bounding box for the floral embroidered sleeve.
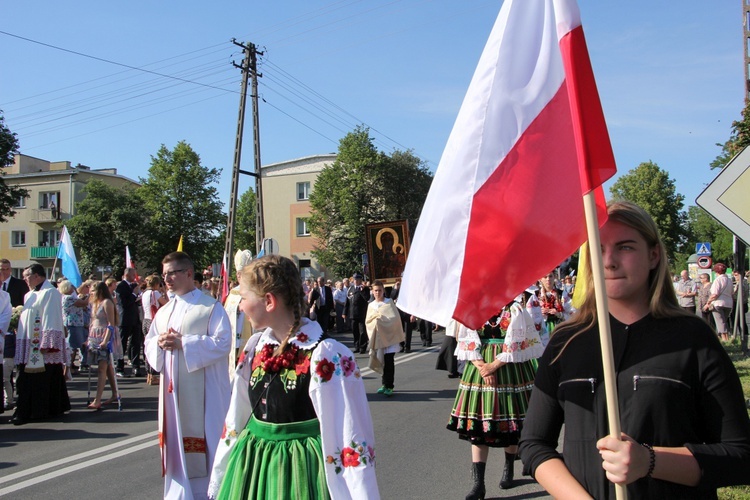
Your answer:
[455,324,482,361]
[309,339,380,499]
[207,333,262,499]
[497,303,545,363]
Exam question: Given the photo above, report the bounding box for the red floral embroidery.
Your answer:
[220,424,227,439]
[238,350,247,366]
[498,315,510,331]
[295,350,311,376]
[340,447,361,467]
[296,332,309,343]
[315,358,335,382]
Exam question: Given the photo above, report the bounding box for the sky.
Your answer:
[1,0,744,214]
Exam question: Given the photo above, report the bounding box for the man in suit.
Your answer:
[308,276,334,333]
[116,268,143,376]
[343,273,370,353]
[0,259,29,307]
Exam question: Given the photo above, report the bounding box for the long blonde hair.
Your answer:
[240,255,305,355]
[552,201,690,361]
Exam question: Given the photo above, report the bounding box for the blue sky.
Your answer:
[1,1,743,212]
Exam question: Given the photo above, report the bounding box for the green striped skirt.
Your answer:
[447,340,538,447]
[217,416,330,500]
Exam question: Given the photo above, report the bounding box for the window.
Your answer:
[39,229,60,247]
[39,191,60,209]
[298,259,311,278]
[13,195,26,208]
[11,231,26,247]
[296,182,310,201]
[296,218,310,237]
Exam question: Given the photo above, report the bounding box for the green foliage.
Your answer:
[308,126,432,278]
[233,187,257,256]
[712,100,750,170]
[66,180,146,276]
[684,206,733,265]
[0,113,29,222]
[609,161,686,264]
[138,141,225,270]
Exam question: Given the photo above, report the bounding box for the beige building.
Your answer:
[1,154,139,277]
[260,154,336,278]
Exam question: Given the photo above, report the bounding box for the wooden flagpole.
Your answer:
[582,191,626,500]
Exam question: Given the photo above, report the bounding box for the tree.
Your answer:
[609,161,686,263]
[138,141,225,270]
[0,113,29,222]
[684,206,733,263]
[233,187,257,255]
[711,100,750,170]
[308,126,433,278]
[65,180,147,276]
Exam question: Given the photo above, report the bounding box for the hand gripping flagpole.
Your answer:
[582,192,625,500]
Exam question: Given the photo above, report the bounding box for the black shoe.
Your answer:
[448,372,460,378]
[404,348,411,353]
[499,452,515,489]
[466,462,486,500]
[12,415,27,426]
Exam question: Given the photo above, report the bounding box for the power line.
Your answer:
[0,30,238,96]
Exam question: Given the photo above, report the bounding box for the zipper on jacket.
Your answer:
[633,375,690,391]
[559,377,597,393]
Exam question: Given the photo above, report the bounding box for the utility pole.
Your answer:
[224,40,264,271]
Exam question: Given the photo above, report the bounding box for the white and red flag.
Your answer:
[220,251,229,305]
[398,0,616,329]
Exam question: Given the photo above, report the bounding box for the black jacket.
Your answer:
[519,313,750,499]
[6,276,29,308]
[309,285,334,317]
[116,280,140,327]
[345,285,370,321]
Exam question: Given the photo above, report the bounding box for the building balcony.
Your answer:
[29,209,64,223]
[31,246,57,259]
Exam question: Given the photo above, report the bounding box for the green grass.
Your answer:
[718,340,750,500]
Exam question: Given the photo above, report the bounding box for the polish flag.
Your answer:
[220,251,229,304]
[398,0,616,329]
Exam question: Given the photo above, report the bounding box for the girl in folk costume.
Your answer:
[365,280,405,396]
[448,299,544,499]
[86,281,119,409]
[539,272,563,332]
[13,264,70,424]
[209,255,379,500]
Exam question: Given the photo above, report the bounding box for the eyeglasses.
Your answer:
[162,269,188,280]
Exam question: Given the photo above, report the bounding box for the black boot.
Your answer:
[466,462,486,500]
[499,452,515,489]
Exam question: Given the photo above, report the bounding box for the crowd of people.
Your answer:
[2,201,750,499]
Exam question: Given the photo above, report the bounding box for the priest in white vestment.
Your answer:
[145,252,232,500]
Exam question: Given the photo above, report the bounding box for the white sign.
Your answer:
[696,146,750,245]
[697,256,712,269]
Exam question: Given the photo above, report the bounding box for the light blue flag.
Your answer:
[57,226,82,287]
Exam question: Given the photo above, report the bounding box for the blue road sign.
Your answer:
[695,242,712,256]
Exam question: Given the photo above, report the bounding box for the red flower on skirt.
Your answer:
[315,358,335,382]
[340,447,361,467]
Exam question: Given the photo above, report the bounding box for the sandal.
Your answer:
[103,395,119,405]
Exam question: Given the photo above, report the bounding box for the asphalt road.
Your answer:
[0,329,551,499]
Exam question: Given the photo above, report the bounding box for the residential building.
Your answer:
[1,154,139,278]
[260,154,336,278]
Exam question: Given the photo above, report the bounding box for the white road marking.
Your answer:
[0,430,157,495]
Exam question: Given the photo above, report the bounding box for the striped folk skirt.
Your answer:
[217,416,330,500]
[447,340,538,447]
